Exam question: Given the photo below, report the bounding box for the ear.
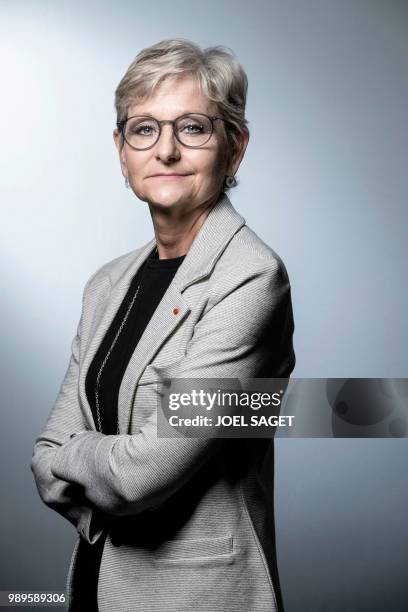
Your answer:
[113,128,128,178]
[227,129,250,176]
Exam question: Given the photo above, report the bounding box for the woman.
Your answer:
[31,39,295,612]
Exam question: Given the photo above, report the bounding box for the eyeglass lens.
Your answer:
[123,114,213,149]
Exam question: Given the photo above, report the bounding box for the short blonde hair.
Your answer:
[114,38,248,180]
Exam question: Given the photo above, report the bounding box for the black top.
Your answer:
[72,248,186,611]
[85,247,186,435]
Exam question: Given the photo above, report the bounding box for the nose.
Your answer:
[154,124,181,162]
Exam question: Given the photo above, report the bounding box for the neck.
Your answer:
[148,195,220,259]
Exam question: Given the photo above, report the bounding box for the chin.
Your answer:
[147,189,192,209]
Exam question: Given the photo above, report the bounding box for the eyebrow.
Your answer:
[127,110,212,118]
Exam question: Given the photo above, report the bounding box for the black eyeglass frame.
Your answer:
[116,113,227,150]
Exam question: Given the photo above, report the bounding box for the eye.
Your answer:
[182,122,204,134]
[128,120,158,136]
[137,125,154,135]
[177,116,209,136]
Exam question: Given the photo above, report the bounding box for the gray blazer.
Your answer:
[31,193,295,612]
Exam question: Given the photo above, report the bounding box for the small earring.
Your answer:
[225,175,237,188]
[124,176,130,189]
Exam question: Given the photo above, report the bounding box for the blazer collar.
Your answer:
[174,192,246,290]
[105,192,246,292]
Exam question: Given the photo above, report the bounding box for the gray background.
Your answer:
[1,0,407,610]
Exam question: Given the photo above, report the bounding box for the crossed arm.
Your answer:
[31,258,295,543]
[30,273,113,544]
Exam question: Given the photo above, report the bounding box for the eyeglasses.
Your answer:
[116,113,226,150]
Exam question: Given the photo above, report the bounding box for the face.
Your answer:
[113,75,248,213]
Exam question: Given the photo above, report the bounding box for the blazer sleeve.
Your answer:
[30,272,113,544]
[50,256,295,517]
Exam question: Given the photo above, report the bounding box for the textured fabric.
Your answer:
[30,193,296,612]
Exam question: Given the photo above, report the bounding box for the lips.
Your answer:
[148,173,191,178]
[147,174,193,183]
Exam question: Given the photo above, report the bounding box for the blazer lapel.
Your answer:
[117,281,191,433]
[118,193,246,433]
[79,193,246,433]
[78,238,156,429]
